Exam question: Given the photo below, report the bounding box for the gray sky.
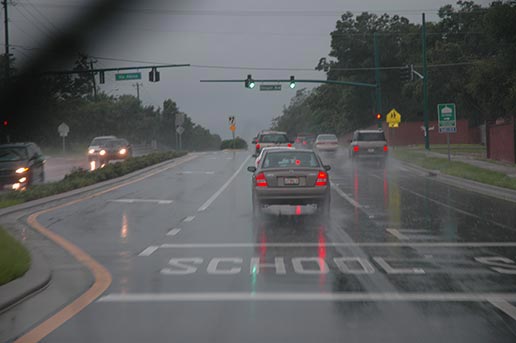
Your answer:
[4,0,491,140]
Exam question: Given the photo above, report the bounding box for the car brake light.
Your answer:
[315,171,328,186]
[256,143,261,150]
[287,143,292,147]
[383,145,388,152]
[353,145,359,152]
[256,172,268,187]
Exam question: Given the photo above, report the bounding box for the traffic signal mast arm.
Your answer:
[200,78,377,88]
[41,64,190,76]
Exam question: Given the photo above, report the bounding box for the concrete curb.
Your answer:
[397,159,516,204]
[0,153,195,218]
[0,247,51,313]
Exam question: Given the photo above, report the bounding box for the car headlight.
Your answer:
[99,150,106,156]
[88,149,95,154]
[119,148,127,155]
[16,167,29,174]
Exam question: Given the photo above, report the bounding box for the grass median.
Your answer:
[0,226,31,286]
[0,151,187,209]
[392,149,516,191]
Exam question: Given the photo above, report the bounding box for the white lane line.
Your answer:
[330,182,362,208]
[138,246,159,256]
[109,199,173,204]
[177,171,215,175]
[386,228,410,240]
[488,299,516,321]
[158,242,516,249]
[183,216,195,222]
[197,155,252,212]
[166,228,181,236]
[97,292,516,303]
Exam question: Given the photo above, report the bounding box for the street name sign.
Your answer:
[438,103,457,133]
[116,72,142,81]
[260,85,281,91]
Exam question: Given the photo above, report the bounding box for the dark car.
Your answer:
[0,143,45,190]
[247,149,331,217]
[294,134,316,149]
[88,136,132,169]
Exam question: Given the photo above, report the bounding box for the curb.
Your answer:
[397,159,516,204]
[0,153,195,218]
[0,246,51,314]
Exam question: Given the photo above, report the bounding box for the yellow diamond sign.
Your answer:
[386,109,401,125]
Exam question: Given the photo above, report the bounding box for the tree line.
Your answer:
[273,1,516,137]
[0,54,221,150]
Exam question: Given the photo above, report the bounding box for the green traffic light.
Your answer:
[249,81,255,89]
[289,82,296,89]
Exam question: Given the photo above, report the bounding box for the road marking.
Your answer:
[109,199,173,204]
[488,299,516,321]
[330,182,362,208]
[386,228,410,240]
[198,155,251,212]
[183,216,195,222]
[177,171,215,175]
[157,242,516,249]
[138,246,160,256]
[97,292,516,303]
[166,228,182,236]
[13,154,200,343]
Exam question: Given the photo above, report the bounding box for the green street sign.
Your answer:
[115,72,142,81]
[260,84,281,91]
[437,103,457,133]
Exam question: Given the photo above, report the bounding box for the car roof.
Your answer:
[265,148,314,154]
[355,130,384,133]
[0,142,33,148]
[92,135,117,139]
[259,131,287,135]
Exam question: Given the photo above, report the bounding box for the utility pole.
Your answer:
[2,0,10,87]
[89,60,97,101]
[133,82,142,101]
[373,32,382,126]
[422,13,430,150]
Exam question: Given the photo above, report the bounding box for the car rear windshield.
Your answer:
[357,132,386,141]
[0,147,28,162]
[259,134,289,143]
[262,151,320,169]
[317,134,337,141]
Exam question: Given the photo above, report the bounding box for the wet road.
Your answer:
[8,150,516,342]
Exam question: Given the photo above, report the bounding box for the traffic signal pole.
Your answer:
[422,13,430,150]
[2,0,9,87]
[373,32,382,126]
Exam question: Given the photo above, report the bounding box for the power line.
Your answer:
[23,0,61,33]
[11,3,55,40]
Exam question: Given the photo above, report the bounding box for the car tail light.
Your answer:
[287,143,292,147]
[353,145,359,152]
[256,143,260,150]
[256,172,268,187]
[383,145,388,152]
[315,171,328,186]
[303,141,307,145]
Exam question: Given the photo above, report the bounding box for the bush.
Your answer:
[0,151,187,208]
[220,137,248,150]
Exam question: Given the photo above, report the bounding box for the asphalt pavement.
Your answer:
[2,149,516,342]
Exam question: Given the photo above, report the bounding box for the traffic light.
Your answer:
[289,75,296,89]
[245,74,255,89]
[400,64,413,82]
[376,113,382,120]
[149,67,160,82]
[2,120,7,127]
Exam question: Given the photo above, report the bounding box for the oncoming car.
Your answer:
[88,136,132,169]
[247,149,331,217]
[0,142,45,190]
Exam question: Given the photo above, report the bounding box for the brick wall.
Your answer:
[487,117,515,164]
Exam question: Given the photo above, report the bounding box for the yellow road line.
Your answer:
[14,154,200,343]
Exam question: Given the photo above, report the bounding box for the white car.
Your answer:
[254,146,295,167]
[315,134,339,152]
[252,131,292,155]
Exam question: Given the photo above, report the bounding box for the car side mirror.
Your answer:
[324,165,331,171]
[247,166,257,173]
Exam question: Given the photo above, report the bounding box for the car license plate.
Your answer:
[368,148,375,153]
[284,177,299,185]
